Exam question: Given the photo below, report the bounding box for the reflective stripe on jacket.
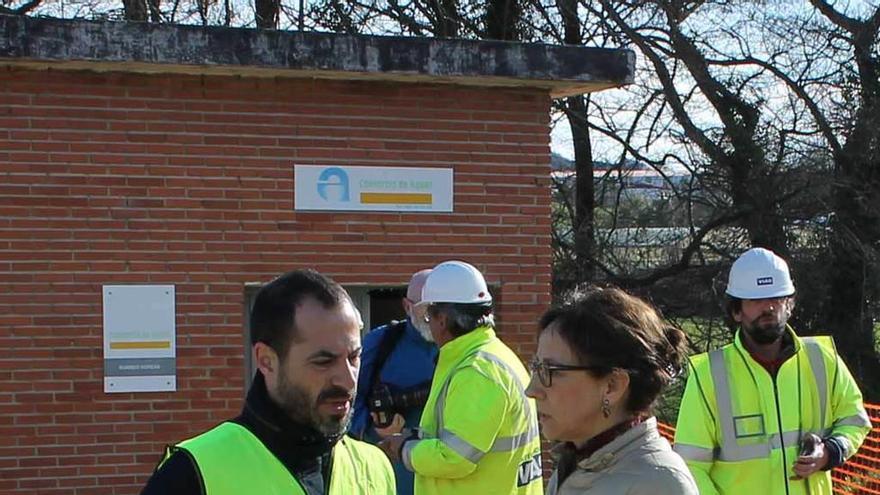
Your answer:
[163,422,396,495]
[403,326,544,495]
[673,328,870,495]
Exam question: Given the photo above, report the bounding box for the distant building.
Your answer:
[550,154,691,201]
[550,154,695,272]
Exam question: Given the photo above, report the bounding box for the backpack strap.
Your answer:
[368,319,409,392]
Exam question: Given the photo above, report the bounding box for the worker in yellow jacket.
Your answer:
[674,248,871,495]
[378,260,543,495]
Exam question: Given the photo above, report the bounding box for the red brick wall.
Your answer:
[0,68,552,494]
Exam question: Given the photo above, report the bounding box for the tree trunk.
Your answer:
[255,0,279,28]
[726,158,791,257]
[148,0,161,22]
[123,0,148,21]
[556,0,595,283]
[822,12,880,401]
[485,0,521,40]
[827,95,880,400]
[435,0,459,37]
[568,95,596,283]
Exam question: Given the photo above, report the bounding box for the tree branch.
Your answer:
[593,0,725,166]
[0,0,42,15]
[809,0,861,34]
[609,209,748,288]
[707,55,842,156]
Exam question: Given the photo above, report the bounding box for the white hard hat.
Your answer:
[420,261,492,305]
[726,248,795,299]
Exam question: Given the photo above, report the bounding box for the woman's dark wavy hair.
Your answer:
[538,286,688,414]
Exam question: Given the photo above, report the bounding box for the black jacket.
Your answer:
[140,373,339,495]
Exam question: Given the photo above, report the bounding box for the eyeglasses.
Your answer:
[529,358,605,388]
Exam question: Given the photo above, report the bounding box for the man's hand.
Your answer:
[378,433,407,464]
[791,437,829,480]
[372,412,404,439]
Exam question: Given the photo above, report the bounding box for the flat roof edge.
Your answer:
[0,15,634,96]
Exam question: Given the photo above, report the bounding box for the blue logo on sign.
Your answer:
[316,167,350,202]
[756,277,774,286]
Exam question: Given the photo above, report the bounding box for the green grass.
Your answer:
[875,322,880,354]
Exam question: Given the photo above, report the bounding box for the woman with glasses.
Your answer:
[525,287,697,494]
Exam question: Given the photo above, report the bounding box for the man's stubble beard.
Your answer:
[276,371,354,437]
[743,309,790,345]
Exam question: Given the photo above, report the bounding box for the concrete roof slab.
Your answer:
[0,15,634,97]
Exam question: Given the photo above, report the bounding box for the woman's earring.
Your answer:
[601,397,611,418]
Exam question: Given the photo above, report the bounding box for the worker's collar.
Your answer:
[736,325,797,366]
[236,372,339,458]
[438,325,495,354]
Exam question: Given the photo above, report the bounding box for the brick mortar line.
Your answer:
[1,105,547,124]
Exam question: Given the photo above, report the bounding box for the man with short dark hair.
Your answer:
[378,260,543,495]
[674,248,870,495]
[140,269,395,495]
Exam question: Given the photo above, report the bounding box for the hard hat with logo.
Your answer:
[726,247,795,299]
[420,260,492,305]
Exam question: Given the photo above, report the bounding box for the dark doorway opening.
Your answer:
[368,287,407,330]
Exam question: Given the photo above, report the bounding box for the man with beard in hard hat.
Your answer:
[674,248,870,495]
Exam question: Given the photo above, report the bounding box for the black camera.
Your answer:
[368,382,431,428]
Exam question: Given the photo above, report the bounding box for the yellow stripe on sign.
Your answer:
[360,192,433,205]
[110,341,171,350]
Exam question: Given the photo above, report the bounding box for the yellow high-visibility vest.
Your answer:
[162,422,395,495]
[403,326,544,495]
[674,328,870,495]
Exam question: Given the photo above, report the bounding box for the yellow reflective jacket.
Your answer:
[674,328,870,495]
[402,326,544,495]
[164,422,395,495]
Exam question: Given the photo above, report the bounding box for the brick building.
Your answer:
[0,15,633,493]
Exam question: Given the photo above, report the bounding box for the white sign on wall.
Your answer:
[102,285,176,393]
[294,165,454,212]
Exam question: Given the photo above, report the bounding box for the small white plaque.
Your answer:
[102,285,176,393]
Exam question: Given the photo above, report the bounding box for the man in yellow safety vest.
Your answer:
[674,248,871,495]
[377,260,544,495]
[140,269,395,495]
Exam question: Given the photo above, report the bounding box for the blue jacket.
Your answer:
[351,318,438,495]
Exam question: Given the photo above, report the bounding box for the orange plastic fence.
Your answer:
[658,403,880,494]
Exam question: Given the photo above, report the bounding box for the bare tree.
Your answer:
[805,0,880,394]
[255,0,280,27]
[577,0,880,397]
[122,0,148,20]
[485,0,523,40]
[596,1,794,257]
[556,0,600,283]
[0,0,42,15]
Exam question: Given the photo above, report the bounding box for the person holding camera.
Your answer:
[350,268,437,495]
[674,248,871,494]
